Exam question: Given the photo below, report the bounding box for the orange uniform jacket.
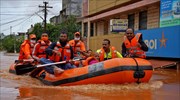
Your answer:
[98,46,118,61]
[69,40,86,57]
[32,40,51,59]
[51,41,73,62]
[18,40,34,60]
[123,33,146,58]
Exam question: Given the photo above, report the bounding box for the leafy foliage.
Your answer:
[30,15,81,42]
[1,35,24,53]
[2,15,81,52]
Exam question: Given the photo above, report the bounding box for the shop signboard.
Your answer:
[110,19,128,32]
[136,25,180,58]
[160,0,180,27]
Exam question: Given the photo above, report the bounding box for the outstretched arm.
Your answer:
[121,43,128,57]
[45,42,57,56]
[138,35,148,51]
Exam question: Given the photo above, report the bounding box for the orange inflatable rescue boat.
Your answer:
[9,59,35,75]
[35,58,153,86]
[9,62,21,74]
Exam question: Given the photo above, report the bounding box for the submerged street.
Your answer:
[0,52,179,100]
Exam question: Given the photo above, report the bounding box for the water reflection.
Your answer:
[1,67,179,100]
[152,69,180,84]
[0,87,19,100]
[17,81,163,100]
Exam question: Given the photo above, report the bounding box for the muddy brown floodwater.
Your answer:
[0,52,179,100]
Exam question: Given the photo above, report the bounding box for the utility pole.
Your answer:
[13,32,16,53]
[10,26,16,53]
[10,26,12,35]
[39,2,52,32]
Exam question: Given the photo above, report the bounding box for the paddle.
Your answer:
[13,59,35,75]
[15,64,35,75]
[15,58,83,75]
[15,59,34,64]
[29,58,83,78]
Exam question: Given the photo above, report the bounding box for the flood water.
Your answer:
[0,52,179,100]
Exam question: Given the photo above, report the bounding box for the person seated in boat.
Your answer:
[18,34,37,61]
[78,49,100,66]
[121,28,148,58]
[81,49,93,59]
[82,50,100,66]
[69,32,86,58]
[32,33,52,63]
[96,39,123,61]
[39,31,76,75]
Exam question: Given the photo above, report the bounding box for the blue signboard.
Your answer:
[136,25,180,58]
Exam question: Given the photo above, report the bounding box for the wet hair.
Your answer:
[126,28,134,33]
[60,31,68,36]
[28,34,36,39]
[41,32,48,35]
[103,39,110,44]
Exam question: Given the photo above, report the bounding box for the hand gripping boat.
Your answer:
[35,58,153,86]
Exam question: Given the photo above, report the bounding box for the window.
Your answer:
[84,23,88,37]
[128,14,135,29]
[139,11,147,30]
[104,20,108,35]
[90,23,94,37]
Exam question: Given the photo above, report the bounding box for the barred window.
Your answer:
[139,11,147,30]
[90,23,94,37]
[128,14,135,29]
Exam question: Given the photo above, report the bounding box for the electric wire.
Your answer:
[0,5,39,8]
[0,10,43,32]
[0,17,28,26]
[1,0,61,34]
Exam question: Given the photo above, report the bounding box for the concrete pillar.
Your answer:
[81,21,84,37]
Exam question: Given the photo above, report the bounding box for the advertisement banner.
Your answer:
[136,25,180,58]
[110,19,128,32]
[160,0,180,27]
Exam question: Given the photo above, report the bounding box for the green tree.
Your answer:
[29,23,43,40]
[30,15,81,42]
[2,35,24,53]
[59,15,81,40]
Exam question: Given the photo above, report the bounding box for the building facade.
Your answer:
[50,15,61,25]
[50,0,82,24]
[81,0,180,58]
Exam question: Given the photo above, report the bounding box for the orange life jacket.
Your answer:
[124,33,146,58]
[82,56,98,66]
[18,40,35,60]
[69,40,85,57]
[52,41,72,62]
[35,40,51,58]
[99,46,117,61]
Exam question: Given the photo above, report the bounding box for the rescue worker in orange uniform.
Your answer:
[39,31,75,75]
[32,33,51,62]
[96,39,123,61]
[122,28,148,58]
[69,32,86,58]
[18,34,36,60]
